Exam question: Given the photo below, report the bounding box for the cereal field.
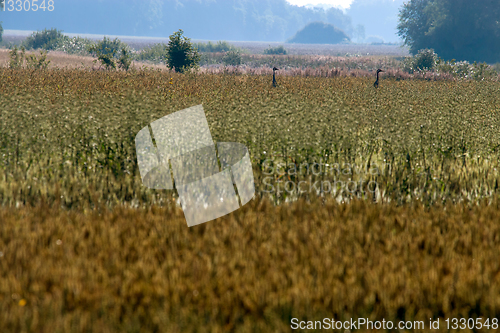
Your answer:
[1,57,500,332]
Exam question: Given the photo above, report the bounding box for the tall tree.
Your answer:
[166,29,200,73]
[398,0,500,63]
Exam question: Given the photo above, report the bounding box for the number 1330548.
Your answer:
[2,0,55,11]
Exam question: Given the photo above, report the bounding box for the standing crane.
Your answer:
[272,67,279,87]
[374,69,384,88]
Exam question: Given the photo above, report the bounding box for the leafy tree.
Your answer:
[0,22,3,44]
[398,0,500,63]
[87,37,127,58]
[166,29,200,73]
[195,41,240,53]
[55,36,94,55]
[88,37,132,71]
[118,48,133,71]
[402,48,438,73]
[22,28,68,50]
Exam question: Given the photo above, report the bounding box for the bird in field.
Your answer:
[272,67,279,87]
[374,69,384,88]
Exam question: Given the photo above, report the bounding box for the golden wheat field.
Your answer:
[1,58,500,332]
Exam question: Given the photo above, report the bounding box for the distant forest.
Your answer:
[0,0,403,43]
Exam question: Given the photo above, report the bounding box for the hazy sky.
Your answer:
[285,0,354,9]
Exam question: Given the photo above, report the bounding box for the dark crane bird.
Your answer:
[374,69,384,88]
[272,67,279,87]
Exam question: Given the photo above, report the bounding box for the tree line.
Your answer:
[398,0,500,63]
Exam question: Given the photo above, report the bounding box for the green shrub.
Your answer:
[414,49,438,71]
[166,29,200,73]
[0,21,3,44]
[135,43,168,63]
[436,59,497,80]
[8,46,25,69]
[195,41,238,53]
[400,49,497,80]
[402,48,438,73]
[222,50,241,66]
[87,37,128,58]
[264,45,287,55]
[118,48,133,71]
[470,62,492,80]
[25,50,51,70]
[22,28,67,50]
[94,52,116,70]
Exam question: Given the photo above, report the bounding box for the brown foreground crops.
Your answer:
[2,199,500,332]
[1,58,500,332]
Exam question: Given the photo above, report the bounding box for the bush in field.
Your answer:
[25,50,51,70]
[195,41,239,53]
[402,48,438,73]
[413,48,438,71]
[95,52,116,70]
[88,37,132,71]
[436,59,497,80]
[8,46,25,69]
[55,36,94,55]
[222,50,241,66]
[166,29,200,73]
[8,46,50,70]
[89,49,116,70]
[87,37,128,58]
[264,45,287,55]
[401,48,497,80]
[135,43,168,63]
[118,48,133,71]
[22,28,67,50]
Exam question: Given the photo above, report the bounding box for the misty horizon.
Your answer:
[0,0,405,44]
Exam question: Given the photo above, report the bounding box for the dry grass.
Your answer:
[0,49,167,70]
[0,49,94,69]
[1,63,500,332]
[1,68,499,208]
[2,198,500,332]
[0,49,486,81]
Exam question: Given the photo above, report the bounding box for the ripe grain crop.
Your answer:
[2,65,500,332]
[1,67,500,208]
[3,199,500,332]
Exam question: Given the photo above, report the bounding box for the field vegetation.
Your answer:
[1,49,500,332]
